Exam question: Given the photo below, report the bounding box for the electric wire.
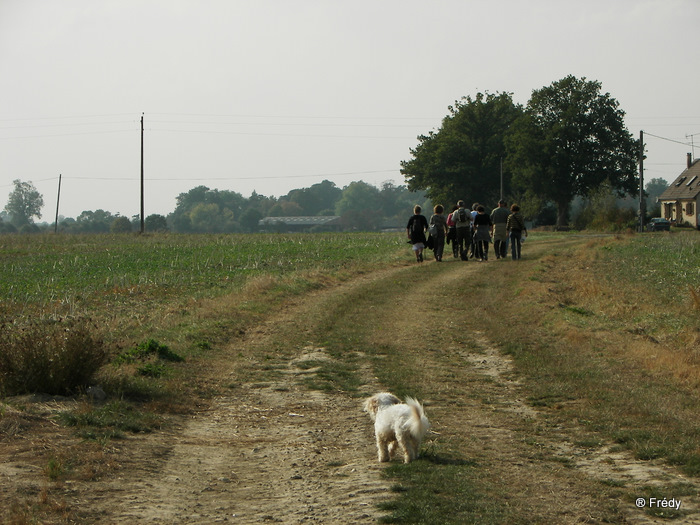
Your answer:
[0,170,400,187]
[643,131,693,147]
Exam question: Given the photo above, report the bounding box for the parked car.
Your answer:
[647,218,671,232]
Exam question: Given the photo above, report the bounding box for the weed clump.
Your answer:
[0,319,107,396]
[59,399,163,437]
[114,339,183,378]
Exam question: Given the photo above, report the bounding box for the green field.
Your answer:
[2,230,700,523]
[1,232,405,307]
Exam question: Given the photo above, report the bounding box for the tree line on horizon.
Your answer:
[0,174,667,235]
[0,179,432,234]
[2,75,674,234]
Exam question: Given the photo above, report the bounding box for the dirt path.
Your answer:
[74,355,393,523]
[3,249,700,523]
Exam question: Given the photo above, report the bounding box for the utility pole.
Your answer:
[687,133,697,161]
[54,174,61,234]
[639,130,645,233]
[500,157,503,201]
[140,113,145,234]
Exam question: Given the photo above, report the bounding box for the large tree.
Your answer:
[644,178,668,217]
[505,75,639,228]
[76,209,115,233]
[401,92,523,207]
[170,185,245,233]
[4,179,44,227]
[335,181,383,230]
[284,180,342,216]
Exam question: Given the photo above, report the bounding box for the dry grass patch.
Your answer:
[539,237,700,389]
[510,235,700,479]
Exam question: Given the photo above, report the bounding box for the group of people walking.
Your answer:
[406,200,527,263]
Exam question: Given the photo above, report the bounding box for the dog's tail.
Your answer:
[404,397,430,438]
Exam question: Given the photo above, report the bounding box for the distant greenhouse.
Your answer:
[258,216,341,232]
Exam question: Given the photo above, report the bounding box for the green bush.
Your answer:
[112,339,183,379]
[137,361,168,378]
[0,319,107,396]
[114,339,183,365]
[58,399,164,436]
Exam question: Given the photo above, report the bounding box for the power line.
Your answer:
[147,119,425,129]
[1,170,400,187]
[142,169,400,181]
[0,113,137,123]
[0,120,134,130]
[628,116,700,120]
[643,131,692,147]
[147,111,437,121]
[147,127,412,140]
[0,176,58,188]
[0,115,424,140]
[0,129,135,140]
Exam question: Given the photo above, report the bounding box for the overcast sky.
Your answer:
[1,0,698,220]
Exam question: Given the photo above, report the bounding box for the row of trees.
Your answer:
[401,75,642,228]
[1,179,428,234]
[2,175,666,235]
[3,75,667,234]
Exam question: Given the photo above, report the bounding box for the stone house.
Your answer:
[658,153,700,228]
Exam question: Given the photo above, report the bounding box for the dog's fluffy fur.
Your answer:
[363,392,430,463]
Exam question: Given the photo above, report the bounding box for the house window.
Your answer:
[687,202,695,216]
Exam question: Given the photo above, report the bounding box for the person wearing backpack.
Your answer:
[429,204,448,262]
[446,205,459,258]
[406,205,429,262]
[453,200,472,261]
[506,204,527,260]
[490,200,510,259]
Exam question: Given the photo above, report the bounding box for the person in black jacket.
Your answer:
[473,205,493,261]
[506,204,527,260]
[406,205,429,262]
[429,204,448,262]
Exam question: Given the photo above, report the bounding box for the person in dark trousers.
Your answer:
[506,204,527,260]
[407,204,429,262]
[446,205,459,258]
[452,200,472,261]
[469,203,480,258]
[490,200,510,259]
[429,204,448,261]
[473,205,493,261]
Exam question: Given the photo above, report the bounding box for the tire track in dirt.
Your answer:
[81,262,468,523]
[461,331,700,524]
[353,255,700,523]
[68,265,426,524]
[100,255,700,524]
[5,250,699,523]
[87,384,390,524]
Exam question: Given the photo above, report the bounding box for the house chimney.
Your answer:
[688,152,693,169]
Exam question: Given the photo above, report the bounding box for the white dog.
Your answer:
[363,392,430,463]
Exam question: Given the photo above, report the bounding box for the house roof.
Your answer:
[258,216,340,226]
[659,158,700,201]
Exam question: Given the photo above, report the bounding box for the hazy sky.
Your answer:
[1,0,698,220]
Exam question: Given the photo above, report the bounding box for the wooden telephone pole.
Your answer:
[140,114,145,234]
[54,174,61,233]
[500,157,503,201]
[638,130,645,232]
